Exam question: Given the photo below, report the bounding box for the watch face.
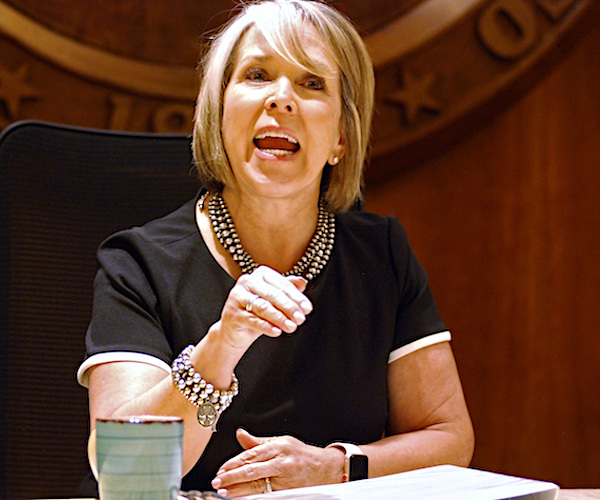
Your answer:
[349,454,369,481]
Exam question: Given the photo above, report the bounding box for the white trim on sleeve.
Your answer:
[78,332,452,386]
[77,351,171,388]
[388,330,452,364]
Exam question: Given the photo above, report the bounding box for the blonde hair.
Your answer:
[192,0,375,213]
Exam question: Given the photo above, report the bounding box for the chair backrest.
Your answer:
[0,121,199,500]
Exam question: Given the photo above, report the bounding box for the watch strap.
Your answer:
[326,442,365,482]
[327,442,363,457]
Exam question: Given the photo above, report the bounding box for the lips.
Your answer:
[253,131,299,156]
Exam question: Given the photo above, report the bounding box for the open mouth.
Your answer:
[253,131,300,156]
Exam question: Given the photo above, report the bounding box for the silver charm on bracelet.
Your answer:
[171,345,239,431]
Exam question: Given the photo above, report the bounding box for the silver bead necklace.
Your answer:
[202,192,335,281]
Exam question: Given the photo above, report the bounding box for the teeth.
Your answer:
[261,149,295,156]
[254,131,298,144]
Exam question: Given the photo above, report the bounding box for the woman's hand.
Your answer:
[211,429,344,497]
[212,265,313,355]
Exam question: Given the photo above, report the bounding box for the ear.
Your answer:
[329,136,345,166]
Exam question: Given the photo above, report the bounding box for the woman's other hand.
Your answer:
[211,429,344,497]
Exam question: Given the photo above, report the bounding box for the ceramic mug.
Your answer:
[95,415,183,500]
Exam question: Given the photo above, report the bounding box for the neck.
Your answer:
[221,188,321,274]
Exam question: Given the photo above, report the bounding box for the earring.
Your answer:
[330,156,339,165]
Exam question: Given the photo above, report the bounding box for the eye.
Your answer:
[303,75,326,91]
[244,67,269,82]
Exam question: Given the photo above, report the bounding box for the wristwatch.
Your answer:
[328,442,369,482]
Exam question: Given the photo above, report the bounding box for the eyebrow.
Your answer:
[237,53,272,66]
[237,52,337,80]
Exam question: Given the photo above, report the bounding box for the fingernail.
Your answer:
[212,478,222,488]
[301,300,313,314]
[217,489,228,497]
[293,311,305,323]
[284,319,297,332]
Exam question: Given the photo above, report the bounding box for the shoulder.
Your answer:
[101,197,198,250]
[97,197,201,272]
[337,209,389,226]
[333,211,417,287]
[336,210,408,246]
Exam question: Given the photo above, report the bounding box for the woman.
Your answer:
[78,0,474,496]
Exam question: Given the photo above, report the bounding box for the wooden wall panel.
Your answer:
[1,0,599,493]
[365,22,600,488]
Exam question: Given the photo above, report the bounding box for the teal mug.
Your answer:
[95,416,183,500]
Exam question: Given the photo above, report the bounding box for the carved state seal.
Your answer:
[0,0,597,178]
[367,0,597,179]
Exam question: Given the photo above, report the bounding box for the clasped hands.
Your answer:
[211,428,344,497]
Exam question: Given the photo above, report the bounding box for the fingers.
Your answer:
[238,267,313,334]
[213,474,272,498]
[217,266,313,352]
[219,430,270,472]
[256,267,312,315]
[236,428,262,450]
[212,433,277,497]
[287,275,308,293]
[212,429,342,497]
[244,295,298,334]
[212,431,322,497]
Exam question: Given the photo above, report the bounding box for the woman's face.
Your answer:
[222,25,344,202]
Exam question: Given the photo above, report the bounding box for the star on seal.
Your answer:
[0,64,40,119]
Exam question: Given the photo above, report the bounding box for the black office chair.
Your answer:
[0,121,199,500]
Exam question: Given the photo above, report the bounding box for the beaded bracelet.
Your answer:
[171,345,239,431]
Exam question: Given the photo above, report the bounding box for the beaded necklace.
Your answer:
[201,192,335,281]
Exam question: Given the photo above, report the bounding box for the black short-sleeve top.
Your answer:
[78,195,449,491]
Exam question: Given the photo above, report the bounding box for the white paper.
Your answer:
[241,465,559,500]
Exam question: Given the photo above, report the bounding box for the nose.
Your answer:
[265,77,297,114]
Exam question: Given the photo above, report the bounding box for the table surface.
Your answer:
[33,491,600,500]
[559,491,600,499]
